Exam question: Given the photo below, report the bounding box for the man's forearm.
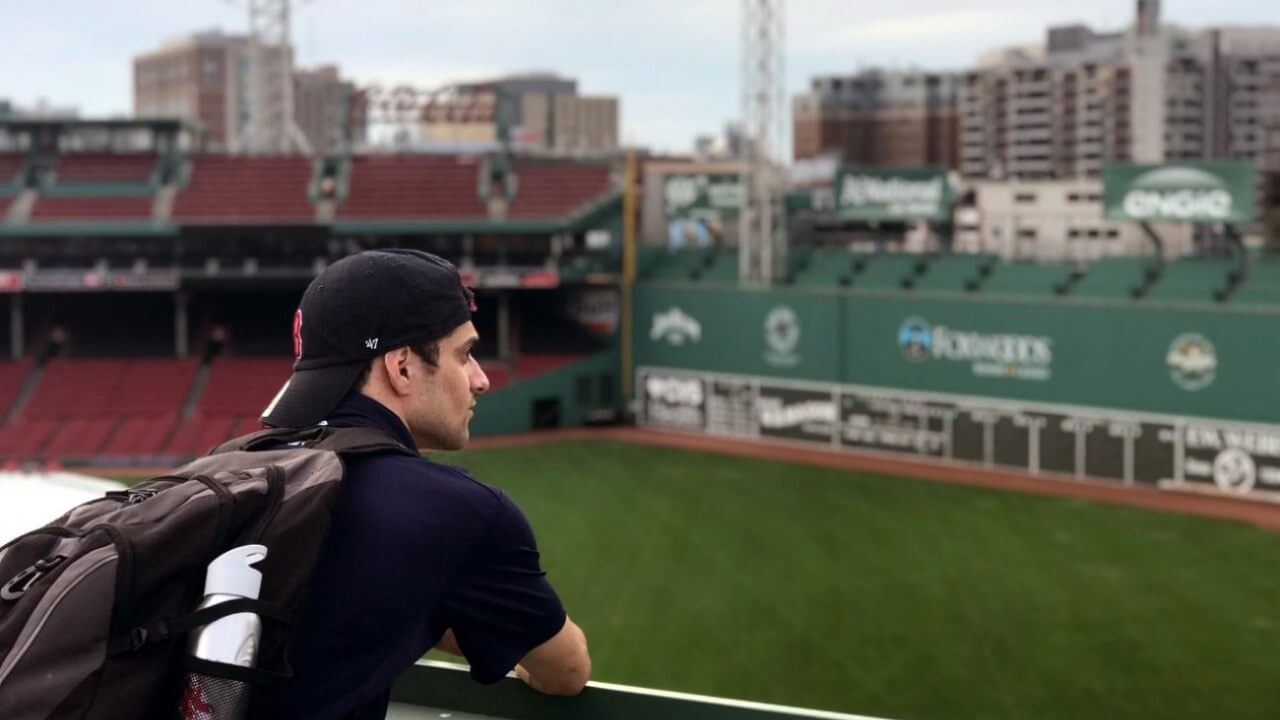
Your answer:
[435,629,462,656]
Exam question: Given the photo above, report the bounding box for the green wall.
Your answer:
[635,285,842,382]
[470,350,619,436]
[635,284,1280,424]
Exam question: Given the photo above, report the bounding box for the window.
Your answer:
[1014,192,1037,204]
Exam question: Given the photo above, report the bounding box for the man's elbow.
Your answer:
[546,658,591,696]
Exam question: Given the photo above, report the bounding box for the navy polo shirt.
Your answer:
[272,394,567,720]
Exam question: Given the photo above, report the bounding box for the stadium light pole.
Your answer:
[739,0,787,285]
[247,0,313,154]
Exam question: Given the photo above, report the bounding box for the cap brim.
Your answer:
[260,361,366,428]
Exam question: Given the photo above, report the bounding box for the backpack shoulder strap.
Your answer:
[310,426,417,456]
[209,425,416,457]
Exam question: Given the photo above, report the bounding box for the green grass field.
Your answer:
[435,440,1280,720]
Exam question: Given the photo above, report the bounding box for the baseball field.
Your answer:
[439,438,1280,720]
[109,435,1280,719]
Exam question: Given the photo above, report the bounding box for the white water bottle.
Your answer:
[178,545,268,720]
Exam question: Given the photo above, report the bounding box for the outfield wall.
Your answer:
[635,285,1280,501]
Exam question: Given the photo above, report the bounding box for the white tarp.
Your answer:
[0,471,125,543]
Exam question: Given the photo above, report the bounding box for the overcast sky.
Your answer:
[2,1,1276,155]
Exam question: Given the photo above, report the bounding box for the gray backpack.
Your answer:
[0,426,410,720]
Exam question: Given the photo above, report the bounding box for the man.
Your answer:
[260,249,590,719]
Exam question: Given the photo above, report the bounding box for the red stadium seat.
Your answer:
[507,163,613,219]
[42,418,117,457]
[101,415,177,456]
[22,358,197,421]
[30,196,154,221]
[337,155,486,219]
[0,419,59,459]
[0,360,33,419]
[0,155,24,183]
[164,415,238,456]
[514,354,584,380]
[198,357,293,418]
[173,156,316,223]
[54,153,155,183]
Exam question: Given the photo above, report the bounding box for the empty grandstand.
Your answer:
[0,118,623,464]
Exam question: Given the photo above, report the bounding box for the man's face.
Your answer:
[406,321,489,451]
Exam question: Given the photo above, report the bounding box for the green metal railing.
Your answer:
[388,660,886,720]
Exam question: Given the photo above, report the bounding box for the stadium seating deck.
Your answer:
[164,415,239,457]
[1071,257,1152,299]
[21,358,197,420]
[696,247,739,282]
[54,153,155,184]
[30,196,154,221]
[0,155,23,184]
[338,155,485,219]
[197,357,293,418]
[850,254,918,290]
[0,420,58,459]
[1145,257,1232,303]
[479,362,511,391]
[514,354,585,380]
[101,415,178,457]
[0,360,32,418]
[506,163,613,219]
[791,248,852,287]
[173,155,315,223]
[0,197,11,221]
[42,418,117,457]
[981,262,1074,297]
[1232,259,1280,306]
[912,254,993,293]
[643,248,708,281]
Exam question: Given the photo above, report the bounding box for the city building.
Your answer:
[792,69,959,169]
[963,179,1192,260]
[134,30,322,154]
[959,2,1280,180]
[293,64,356,154]
[420,73,618,156]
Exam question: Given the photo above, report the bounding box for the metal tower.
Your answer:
[739,0,787,283]
[247,0,310,153]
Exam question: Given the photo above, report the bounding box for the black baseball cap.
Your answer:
[261,249,475,428]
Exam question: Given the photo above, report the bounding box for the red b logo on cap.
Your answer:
[292,309,304,360]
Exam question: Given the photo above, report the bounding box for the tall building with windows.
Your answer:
[134,31,349,153]
[293,64,356,154]
[958,3,1280,179]
[419,73,619,156]
[133,31,253,152]
[792,69,959,169]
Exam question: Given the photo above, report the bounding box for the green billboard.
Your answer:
[635,285,841,381]
[835,166,952,222]
[843,295,1280,423]
[662,173,743,221]
[1102,160,1257,223]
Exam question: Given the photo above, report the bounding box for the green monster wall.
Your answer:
[635,284,1280,424]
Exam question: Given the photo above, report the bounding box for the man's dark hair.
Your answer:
[354,339,440,392]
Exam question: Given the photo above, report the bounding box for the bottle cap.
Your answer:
[203,544,268,599]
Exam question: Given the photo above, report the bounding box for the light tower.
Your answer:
[247,0,311,153]
[739,0,787,283]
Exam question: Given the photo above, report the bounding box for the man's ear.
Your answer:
[381,347,414,396]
